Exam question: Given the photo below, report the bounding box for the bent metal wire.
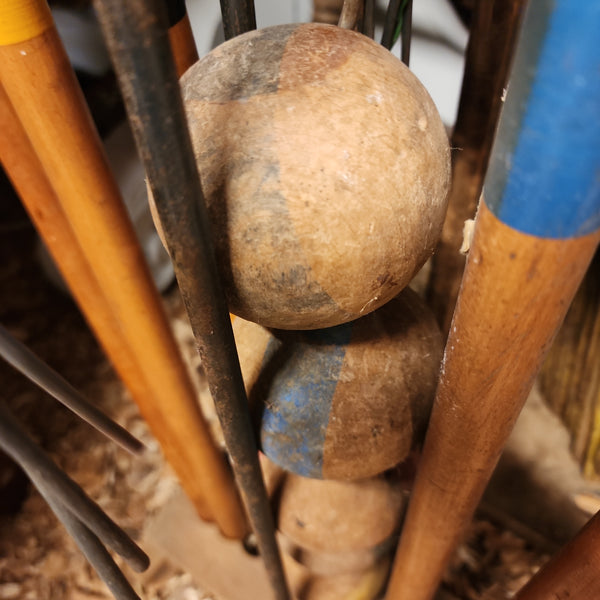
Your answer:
[0,402,148,600]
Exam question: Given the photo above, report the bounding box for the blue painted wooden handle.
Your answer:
[485,0,600,239]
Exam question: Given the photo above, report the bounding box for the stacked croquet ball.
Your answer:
[260,454,404,599]
[234,289,443,480]
[169,20,449,599]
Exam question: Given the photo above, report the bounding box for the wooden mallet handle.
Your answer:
[385,1,600,598]
[0,0,247,539]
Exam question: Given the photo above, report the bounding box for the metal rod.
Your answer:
[37,481,142,600]
[363,0,375,39]
[0,402,149,573]
[514,510,600,600]
[92,1,290,598]
[0,324,143,455]
[381,0,401,50]
[219,0,256,41]
[400,0,412,66]
[385,0,600,598]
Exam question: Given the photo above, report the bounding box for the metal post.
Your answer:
[92,1,290,598]
[219,0,257,40]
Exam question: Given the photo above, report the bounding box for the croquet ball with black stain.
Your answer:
[179,22,450,330]
[260,454,405,576]
[234,287,443,480]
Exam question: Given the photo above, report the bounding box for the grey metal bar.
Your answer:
[37,482,142,600]
[91,1,290,598]
[0,324,143,455]
[0,402,149,573]
[219,0,256,40]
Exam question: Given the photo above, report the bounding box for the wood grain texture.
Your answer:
[0,84,157,450]
[182,23,450,330]
[515,510,600,600]
[427,0,526,334]
[384,202,600,600]
[0,21,247,538]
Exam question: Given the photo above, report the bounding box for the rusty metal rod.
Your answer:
[0,324,143,455]
[363,0,375,38]
[92,1,290,598]
[0,401,149,573]
[401,0,412,66]
[219,0,256,40]
[381,0,401,50]
[37,481,141,600]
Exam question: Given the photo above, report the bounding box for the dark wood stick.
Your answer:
[515,510,600,600]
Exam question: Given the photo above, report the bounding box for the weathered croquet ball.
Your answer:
[260,454,405,575]
[283,551,391,600]
[235,287,442,479]
[180,22,450,330]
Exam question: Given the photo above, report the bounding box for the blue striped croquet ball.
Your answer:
[234,288,442,479]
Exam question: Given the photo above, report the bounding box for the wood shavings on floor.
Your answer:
[0,222,557,600]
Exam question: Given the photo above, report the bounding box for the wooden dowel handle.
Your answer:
[0,1,247,539]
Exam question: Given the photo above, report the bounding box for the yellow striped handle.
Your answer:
[0,0,53,45]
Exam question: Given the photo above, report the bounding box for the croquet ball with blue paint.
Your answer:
[181,22,450,330]
[234,288,442,480]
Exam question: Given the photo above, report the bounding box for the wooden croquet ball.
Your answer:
[283,551,391,600]
[235,287,443,479]
[180,23,450,330]
[260,454,405,576]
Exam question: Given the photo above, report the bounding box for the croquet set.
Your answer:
[0,0,599,599]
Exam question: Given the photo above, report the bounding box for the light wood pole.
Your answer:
[166,0,199,76]
[0,0,247,539]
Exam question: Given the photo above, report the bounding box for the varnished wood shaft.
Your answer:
[168,13,198,77]
[515,510,600,600]
[385,203,599,600]
[0,3,247,539]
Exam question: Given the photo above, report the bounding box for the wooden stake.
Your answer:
[385,0,600,597]
[515,510,600,600]
[0,0,247,539]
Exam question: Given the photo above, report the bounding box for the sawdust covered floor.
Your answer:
[0,203,554,600]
